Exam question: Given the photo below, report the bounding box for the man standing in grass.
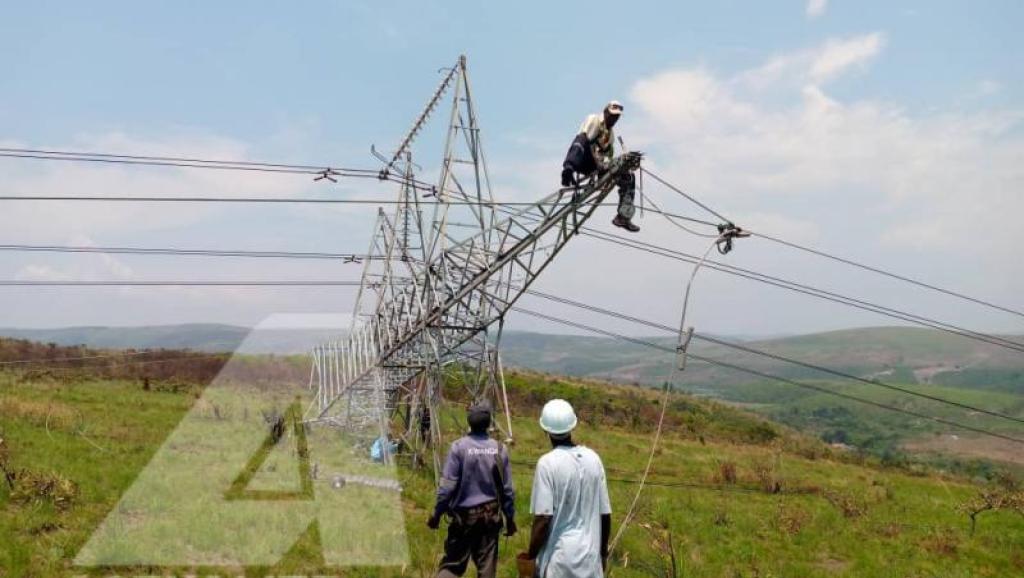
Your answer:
[428,402,517,578]
[524,399,612,577]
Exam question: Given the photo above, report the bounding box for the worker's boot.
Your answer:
[612,215,640,232]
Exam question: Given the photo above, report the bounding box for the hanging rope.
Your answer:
[607,229,731,561]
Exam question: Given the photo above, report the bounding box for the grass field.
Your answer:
[2,365,1023,577]
[499,327,1024,471]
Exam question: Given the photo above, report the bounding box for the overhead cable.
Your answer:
[519,288,1024,426]
[509,306,1024,446]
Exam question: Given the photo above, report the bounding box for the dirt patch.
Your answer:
[912,365,959,384]
[815,555,849,573]
[904,434,1024,465]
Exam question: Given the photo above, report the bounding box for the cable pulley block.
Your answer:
[716,222,750,254]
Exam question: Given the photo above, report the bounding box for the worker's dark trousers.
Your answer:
[616,172,636,220]
[436,500,502,578]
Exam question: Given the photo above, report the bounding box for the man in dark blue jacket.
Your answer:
[428,402,516,578]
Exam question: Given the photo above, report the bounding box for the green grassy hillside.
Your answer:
[1,350,1022,577]
[501,327,1024,394]
[500,328,1024,469]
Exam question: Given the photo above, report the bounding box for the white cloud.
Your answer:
[809,33,885,83]
[806,0,828,18]
[621,35,1024,334]
[738,33,885,90]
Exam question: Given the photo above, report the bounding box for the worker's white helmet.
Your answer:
[605,100,624,115]
[539,399,578,435]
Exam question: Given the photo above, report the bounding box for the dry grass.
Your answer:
[714,460,738,485]
[775,504,810,535]
[920,529,960,557]
[7,470,78,511]
[904,435,1024,466]
[752,459,782,494]
[825,490,868,518]
[0,397,75,430]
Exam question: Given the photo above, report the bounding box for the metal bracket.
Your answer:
[314,168,338,183]
[675,327,695,371]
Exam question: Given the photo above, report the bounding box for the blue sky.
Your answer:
[4,1,1019,146]
[1,1,1022,336]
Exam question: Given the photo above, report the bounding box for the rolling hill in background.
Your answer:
[501,326,1024,392]
[0,323,249,352]
[502,327,1024,464]
[3,324,1023,393]
[2,323,1022,463]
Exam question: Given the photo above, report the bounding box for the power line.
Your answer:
[519,288,1024,426]
[0,195,469,205]
[573,226,1024,354]
[12,217,1017,356]
[0,244,377,261]
[9,145,1021,322]
[0,194,716,226]
[0,147,442,190]
[0,280,368,286]
[6,157,1020,351]
[642,168,733,225]
[642,193,719,239]
[0,146,368,172]
[22,214,1010,356]
[495,205,1024,355]
[509,306,1024,446]
[751,230,1024,321]
[8,248,1018,424]
[641,167,1024,321]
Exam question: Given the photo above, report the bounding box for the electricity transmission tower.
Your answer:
[306,55,642,471]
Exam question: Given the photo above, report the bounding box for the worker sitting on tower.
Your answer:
[560,100,640,233]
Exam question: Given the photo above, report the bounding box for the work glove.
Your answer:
[505,518,518,537]
[561,168,576,187]
[427,513,441,530]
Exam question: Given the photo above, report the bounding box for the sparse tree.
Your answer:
[957,477,1024,536]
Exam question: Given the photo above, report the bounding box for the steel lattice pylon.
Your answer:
[306,55,642,471]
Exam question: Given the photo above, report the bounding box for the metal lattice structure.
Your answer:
[306,55,642,469]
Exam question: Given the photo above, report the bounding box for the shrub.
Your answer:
[715,460,738,485]
[920,529,960,557]
[825,490,867,518]
[957,485,1024,536]
[8,469,78,511]
[0,434,14,490]
[776,504,810,535]
[753,459,782,494]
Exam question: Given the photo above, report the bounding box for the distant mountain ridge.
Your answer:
[0,324,248,352]
[1,324,1022,391]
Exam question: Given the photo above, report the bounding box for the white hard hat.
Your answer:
[539,399,578,435]
[605,100,624,115]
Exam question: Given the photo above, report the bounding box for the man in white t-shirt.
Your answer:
[524,399,612,578]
